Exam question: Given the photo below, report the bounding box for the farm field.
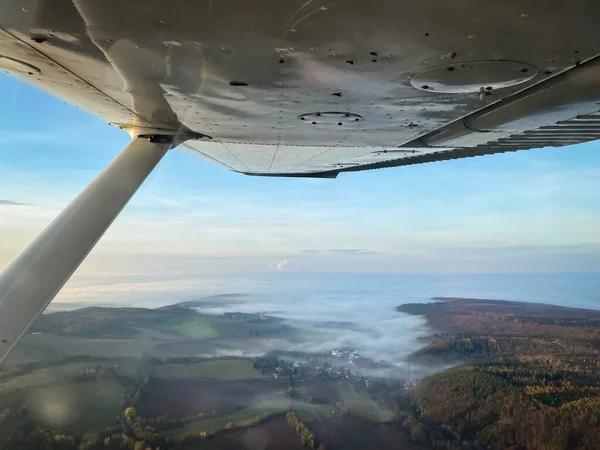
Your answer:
[152,359,265,380]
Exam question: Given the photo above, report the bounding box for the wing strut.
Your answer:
[0,135,175,363]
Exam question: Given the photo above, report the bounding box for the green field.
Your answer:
[0,362,98,392]
[336,382,393,421]
[113,358,145,378]
[170,314,220,339]
[153,359,265,380]
[0,360,138,436]
[34,378,124,435]
[291,400,340,422]
[7,334,166,364]
[0,376,126,436]
[162,396,341,438]
[162,405,285,438]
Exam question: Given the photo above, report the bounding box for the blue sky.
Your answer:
[1,71,599,303]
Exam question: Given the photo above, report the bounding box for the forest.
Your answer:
[393,298,600,449]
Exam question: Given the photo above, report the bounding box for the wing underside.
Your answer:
[1,0,600,176]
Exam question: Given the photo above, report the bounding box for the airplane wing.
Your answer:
[1,0,600,361]
[1,0,600,177]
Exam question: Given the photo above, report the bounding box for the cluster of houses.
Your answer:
[330,348,377,367]
[256,347,380,389]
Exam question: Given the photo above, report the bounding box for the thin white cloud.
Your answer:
[0,200,29,206]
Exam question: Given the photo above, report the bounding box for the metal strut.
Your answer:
[0,136,174,364]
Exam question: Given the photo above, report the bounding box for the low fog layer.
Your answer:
[45,272,599,378]
[187,277,433,375]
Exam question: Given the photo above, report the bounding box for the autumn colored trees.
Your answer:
[286,411,320,449]
[394,360,600,450]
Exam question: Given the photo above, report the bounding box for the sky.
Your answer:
[1,72,600,304]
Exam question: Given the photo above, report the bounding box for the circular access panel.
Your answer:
[298,111,362,125]
[411,60,538,93]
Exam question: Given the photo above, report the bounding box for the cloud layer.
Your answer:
[0,200,28,206]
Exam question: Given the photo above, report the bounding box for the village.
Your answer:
[253,347,398,393]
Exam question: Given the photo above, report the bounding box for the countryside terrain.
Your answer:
[395,298,600,449]
[1,296,600,449]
